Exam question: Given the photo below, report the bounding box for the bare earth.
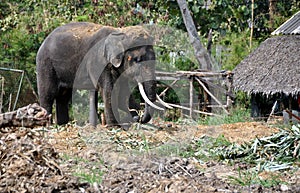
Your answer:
[1,120,300,192]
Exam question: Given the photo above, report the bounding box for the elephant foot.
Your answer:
[104,122,131,130]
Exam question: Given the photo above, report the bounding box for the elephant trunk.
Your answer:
[138,80,160,123]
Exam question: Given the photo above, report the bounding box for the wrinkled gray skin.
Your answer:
[36,22,156,126]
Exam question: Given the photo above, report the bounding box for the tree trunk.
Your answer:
[269,0,277,30]
[176,0,212,70]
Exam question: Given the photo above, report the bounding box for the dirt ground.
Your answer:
[1,119,300,192]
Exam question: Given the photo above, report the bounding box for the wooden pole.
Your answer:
[0,76,4,113]
[285,109,300,122]
[158,79,178,97]
[8,93,12,112]
[250,0,254,49]
[189,77,194,118]
[13,71,24,111]
[226,72,233,108]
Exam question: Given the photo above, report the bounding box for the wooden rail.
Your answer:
[155,70,234,118]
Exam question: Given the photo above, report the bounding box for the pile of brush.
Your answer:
[219,124,300,171]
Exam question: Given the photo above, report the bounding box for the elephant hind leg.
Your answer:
[55,88,72,125]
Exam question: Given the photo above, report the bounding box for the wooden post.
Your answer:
[189,77,194,118]
[0,76,4,113]
[203,84,211,112]
[226,72,233,108]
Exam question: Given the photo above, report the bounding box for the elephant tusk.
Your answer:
[156,94,173,109]
[138,82,164,111]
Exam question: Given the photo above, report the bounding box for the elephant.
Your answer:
[36,22,166,126]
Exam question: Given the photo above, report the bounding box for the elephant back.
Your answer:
[121,26,154,49]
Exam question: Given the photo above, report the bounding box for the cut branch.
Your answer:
[0,103,50,128]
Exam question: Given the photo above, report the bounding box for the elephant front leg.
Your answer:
[89,90,98,127]
[101,73,119,126]
[128,94,141,122]
[118,83,140,123]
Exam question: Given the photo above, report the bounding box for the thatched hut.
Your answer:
[233,35,300,96]
[233,12,300,119]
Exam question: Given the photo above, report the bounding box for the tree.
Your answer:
[176,0,212,70]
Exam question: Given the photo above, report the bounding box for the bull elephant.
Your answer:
[36,22,166,126]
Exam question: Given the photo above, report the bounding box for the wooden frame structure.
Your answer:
[156,70,234,118]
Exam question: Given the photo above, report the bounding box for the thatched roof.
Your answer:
[233,35,300,96]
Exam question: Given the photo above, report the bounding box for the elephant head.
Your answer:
[83,25,163,125]
[119,26,165,123]
[116,26,164,123]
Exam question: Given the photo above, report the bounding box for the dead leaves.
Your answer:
[0,127,93,192]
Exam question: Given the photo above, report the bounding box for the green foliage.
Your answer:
[61,153,105,184]
[179,124,299,187]
[228,169,285,188]
[215,30,259,70]
[154,143,186,157]
[219,125,300,170]
[74,168,104,184]
[181,135,232,161]
[0,0,298,110]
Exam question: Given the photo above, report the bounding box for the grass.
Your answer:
[61,154,105,184]
[74,168,104,184]
[153,143,189,157]
[180,135,232,162]
[228,169,285,188]
[174,125,300,188]
[198,106,250,126]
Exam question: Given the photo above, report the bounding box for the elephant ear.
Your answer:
[104,32,127,68]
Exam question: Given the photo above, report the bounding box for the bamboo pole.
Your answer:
[0,76,4,113]
[0,67,26,111]
[195,77,229,114]
[250,0,254,49]
[8,93,12,112]
[13,71,24,111]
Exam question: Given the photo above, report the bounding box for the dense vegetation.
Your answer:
[0,0,298,111]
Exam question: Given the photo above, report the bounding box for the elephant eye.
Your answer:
[133,56,142,63]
